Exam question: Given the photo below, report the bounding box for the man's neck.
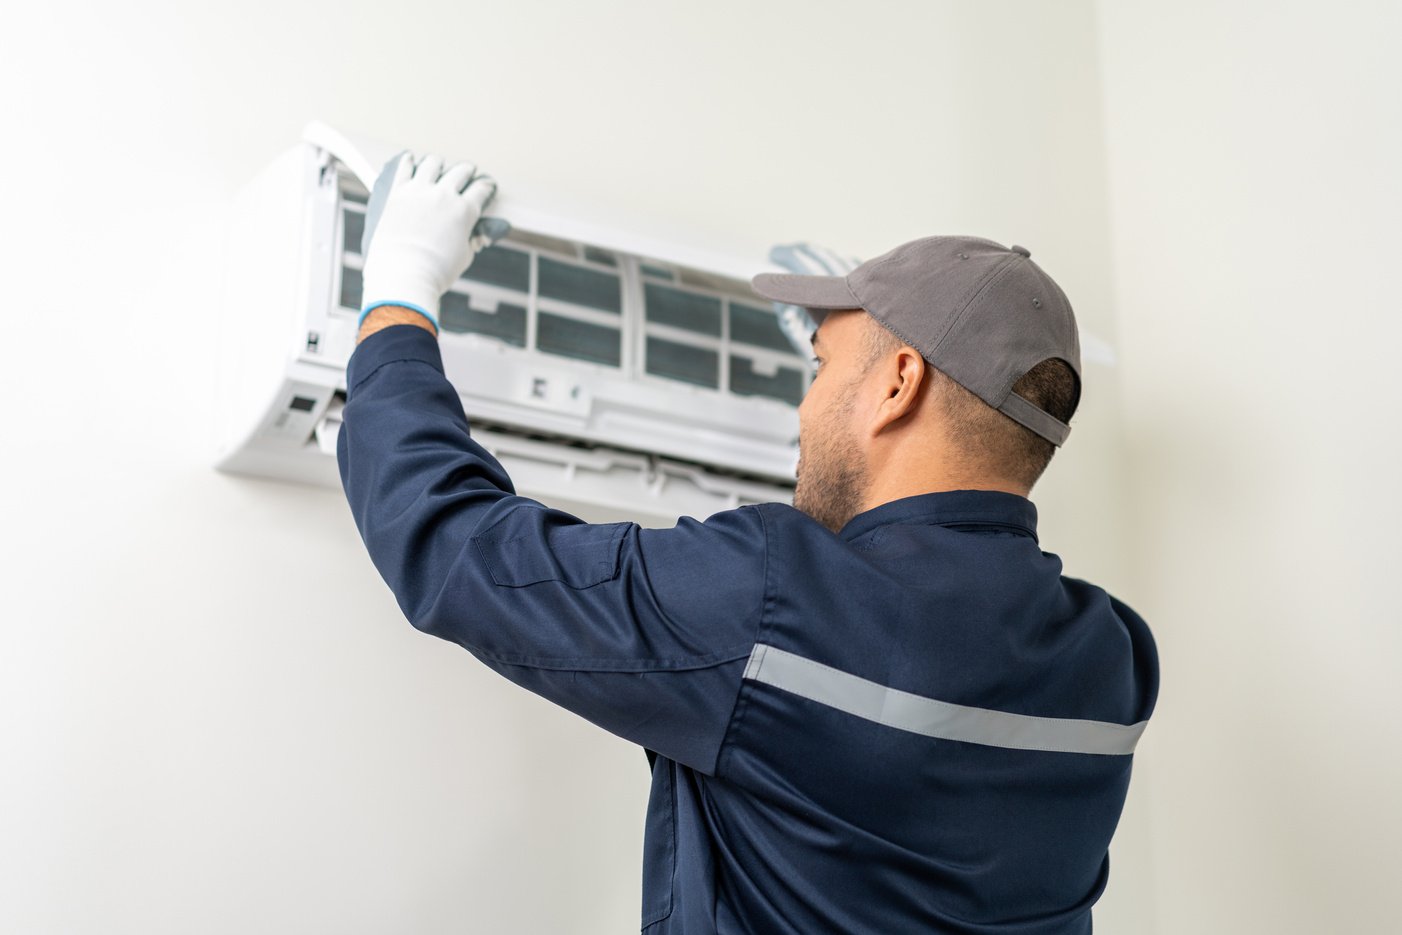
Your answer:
[861,468,1029,513]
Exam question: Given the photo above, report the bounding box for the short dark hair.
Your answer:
[861,319,1079,489]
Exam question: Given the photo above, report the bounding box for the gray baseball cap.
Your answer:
[750,235,1081,446]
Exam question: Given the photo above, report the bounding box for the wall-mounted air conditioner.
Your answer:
[216,122,811,526]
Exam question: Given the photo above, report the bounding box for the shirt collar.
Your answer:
[837,489,1040,544]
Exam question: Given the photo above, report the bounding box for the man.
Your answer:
[338,152,1159,934]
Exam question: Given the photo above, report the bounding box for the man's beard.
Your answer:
[792,406,869,534]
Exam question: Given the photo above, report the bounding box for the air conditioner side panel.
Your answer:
[215,143,325,472]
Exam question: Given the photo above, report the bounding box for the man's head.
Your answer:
[792,308,1079,532]
[755,235,1082,531]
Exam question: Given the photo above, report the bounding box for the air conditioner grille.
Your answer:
[333,169,810,408]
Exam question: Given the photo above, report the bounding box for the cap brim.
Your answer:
[750,272,863,310]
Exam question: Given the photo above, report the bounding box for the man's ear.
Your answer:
[869,346,927,437]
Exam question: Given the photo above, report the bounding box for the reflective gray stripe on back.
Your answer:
[742,644,1147,756]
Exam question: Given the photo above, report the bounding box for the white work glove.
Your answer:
[359,151,506,331]
[766,242,863,358]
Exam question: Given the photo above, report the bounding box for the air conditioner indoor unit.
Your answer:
[216,122,812,526]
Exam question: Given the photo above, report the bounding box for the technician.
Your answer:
[337,152,1159,934]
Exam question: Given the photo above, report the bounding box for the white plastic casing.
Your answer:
[215,123,807,526]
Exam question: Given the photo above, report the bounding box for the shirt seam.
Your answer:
[348,354,443,394]
[640,759,680,929]
[458,640,755,674]
[845,508,1038,544]
[713,502,774,777]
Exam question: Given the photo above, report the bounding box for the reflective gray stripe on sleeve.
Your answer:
[742,644,1147,756]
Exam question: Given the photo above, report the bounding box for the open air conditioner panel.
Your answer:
[216,124,804,526]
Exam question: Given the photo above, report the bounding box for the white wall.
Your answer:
[1096,1,1402,931]
[1,1,1144,931]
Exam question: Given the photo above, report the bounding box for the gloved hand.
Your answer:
[766,242,863,358]
[359,151,509,331]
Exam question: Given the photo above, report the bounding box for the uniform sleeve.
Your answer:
[336,325,769,774]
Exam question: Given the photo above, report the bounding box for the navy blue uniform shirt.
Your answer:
[337,325,1159,934]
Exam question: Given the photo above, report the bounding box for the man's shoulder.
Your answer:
[1060,574,1160,722]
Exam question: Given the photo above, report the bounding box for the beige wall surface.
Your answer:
[25,0,1400,931]
[1096,0,1402,932]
